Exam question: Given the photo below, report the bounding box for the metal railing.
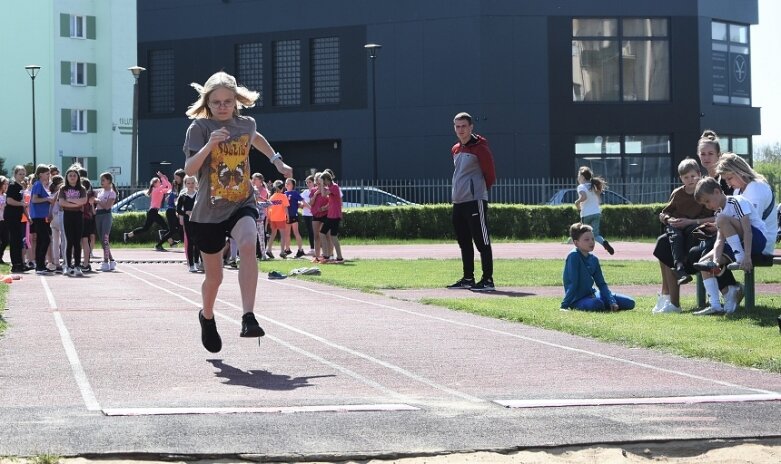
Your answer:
[114,177,781,206]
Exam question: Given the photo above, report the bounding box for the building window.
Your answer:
[273,40,301,106]
[71,109,86,133]
[712,21,750,105]
[71,62,86,85]
[311,37,340,104]
[236,42,264,106]
[720,135,750,157]
[575,134,671,180]
[71,15,86,38]
[572,18,669,102]
[148,49,175,113]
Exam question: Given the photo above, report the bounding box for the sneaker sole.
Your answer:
[240,325,265,338]
[470,287,496,292]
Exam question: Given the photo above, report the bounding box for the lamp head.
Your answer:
[25,65,41,78]
[128,66,146,78]
[364,43,382,58]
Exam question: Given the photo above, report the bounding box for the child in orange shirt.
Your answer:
[266,180,289,259]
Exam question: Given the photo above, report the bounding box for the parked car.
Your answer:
[546,188,632,206]
[112,190,170,214]
[339,186,415,208]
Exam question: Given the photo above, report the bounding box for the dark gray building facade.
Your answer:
[136,0,760,186]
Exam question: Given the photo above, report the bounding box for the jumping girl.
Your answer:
[574,166,614,255]
[123,171,171,249]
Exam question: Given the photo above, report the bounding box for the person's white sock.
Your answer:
[725,234,745,263]
[703,277,722,309]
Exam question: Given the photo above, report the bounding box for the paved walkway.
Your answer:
[1,242,780,459]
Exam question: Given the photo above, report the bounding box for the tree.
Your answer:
[0,157,7,177]
[753,142,781,163]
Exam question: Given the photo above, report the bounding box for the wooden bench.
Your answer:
[695,254,781,310]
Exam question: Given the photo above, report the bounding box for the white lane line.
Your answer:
[103,403,419,416]
[270,280,779,396]
[120,268,413,403]
[125,265,485,403]
[496,393,781,409]
[52,312,101,411]
[40,276,57,309]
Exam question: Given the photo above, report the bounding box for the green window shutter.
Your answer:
[87,110,97,133]
[86,16,96,39]
[61,61,71,85]
[87,63,96,86]
[60,13,70,37]
[87,157,97,178]
[61,109,71,132]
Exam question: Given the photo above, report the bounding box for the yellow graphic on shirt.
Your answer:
[209,134,250,203]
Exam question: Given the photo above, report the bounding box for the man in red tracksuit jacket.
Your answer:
[447,112,496,292]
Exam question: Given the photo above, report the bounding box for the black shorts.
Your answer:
[320,217,341,236]
[286,215,299,225]
[82,217,96,238]
[190,206,259,254]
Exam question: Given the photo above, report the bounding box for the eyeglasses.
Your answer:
[208,98,235,109]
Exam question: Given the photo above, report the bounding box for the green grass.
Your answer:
[264,258,781,290]
[423,295,781,372]
[269,257,781,372]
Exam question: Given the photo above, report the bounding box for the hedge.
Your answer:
[109,204,667,242]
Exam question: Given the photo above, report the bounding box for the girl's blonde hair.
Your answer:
[186,71,259,119]
[715,152,766,184]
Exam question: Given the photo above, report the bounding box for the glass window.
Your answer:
[730,24,748,44]
[572,40,619,101]
[622,18,668,37]
[572,19,617,37]
[622,40,670,101]
[712,21,728,41]
[712,21,751,106]
[311,37,340,104]
[148,49,175,113]
[71,109,86,132]
[236,42,264,107]
[273,40,301,106]
[71,15,85,38]
[71,62,85,85]
[576,135,671,181]
[573,18,669,102]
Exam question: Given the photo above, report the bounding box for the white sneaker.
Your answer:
[74,267,84,277]
[109,260,117,271]
[651,293,670,313]
[694,306,725,316]
[655,302,682,314]
[724,285,741,314]
[197,262,204,272]
[67,267,76,277]
[100,262,111,272]
[189,264,198,273]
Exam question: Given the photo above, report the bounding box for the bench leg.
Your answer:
[696,274,706,308]
[744,271,755,310]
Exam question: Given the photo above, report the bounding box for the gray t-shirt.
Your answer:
[183,116,258,223]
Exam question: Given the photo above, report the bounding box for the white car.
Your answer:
[112,190,170,214]
[340,186,415,208]
[546,188,632,206]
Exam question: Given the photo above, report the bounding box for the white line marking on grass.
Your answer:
[124,265,485,403]
[53,312,101,411]
[495,393,781,409]
[270,280,779,396]
[120,267,413,403]
[102,403,419,416]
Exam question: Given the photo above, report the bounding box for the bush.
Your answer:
[341,204,666,240]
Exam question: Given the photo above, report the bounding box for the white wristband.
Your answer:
[270,152,282,163]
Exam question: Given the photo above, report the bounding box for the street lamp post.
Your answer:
[24,65,41,167]
[128,66,146,187]
[364,43,382,181]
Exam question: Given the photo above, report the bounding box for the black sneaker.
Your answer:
[155,244,165,252]
[470,278,496,292]
[603,240,615,255]
[447,277,475,289]
[674,266,692,285]
[266,250,275,259]
[199,310,222,353]
[295,249,305,258]
[11,266,29,274]
[240,312,265,338]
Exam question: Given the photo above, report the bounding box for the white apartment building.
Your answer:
[0,0,137,184]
